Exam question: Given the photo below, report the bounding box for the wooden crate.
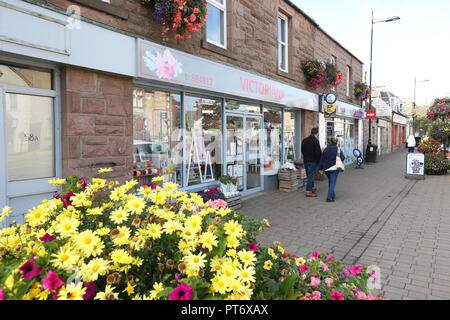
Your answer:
[225,195,242,211]
[278,169,299,192]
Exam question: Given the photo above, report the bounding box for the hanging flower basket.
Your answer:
[324,63,344,88]
[139,0,208,40]
[301,59,343,90]
[301,59,326,90]
[427,98,450,121]
[354,82,370,102]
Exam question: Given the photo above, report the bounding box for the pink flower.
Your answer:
[155,49,179,80]
[311,291,321,300]
[248,242,258,252]
[320,262,328,272]
[39,233,55,243]
[325,254,335,264]
[350,265,363,275]
[309,276,321,288]
[61,191,74,208]
[42,270,64,291]
[356,290,367,300]
[193,8,200,14]
[370,272,379,282]
[331,290,344,300]
[325,277,334,287]
[0,287,4,300]
[343,267,350,278]
[168,282,193,300]
[83,281,96,300]
[310,250,319,259]
[292,254,298,258]
[298,264,311,274]
[18,257,41,280]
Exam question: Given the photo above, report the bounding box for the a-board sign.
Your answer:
[406,153,425,179]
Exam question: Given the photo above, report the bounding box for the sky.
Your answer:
[290,0,450,106]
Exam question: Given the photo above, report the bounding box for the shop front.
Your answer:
[392,113,408,152]
[135,39,318,196]
[322,100,364,166]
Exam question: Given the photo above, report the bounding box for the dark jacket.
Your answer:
[301,135,322,163]
[319,145,345,171]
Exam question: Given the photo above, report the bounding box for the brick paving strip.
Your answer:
[240,150,450,300]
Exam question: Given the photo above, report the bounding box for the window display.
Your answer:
[185,94,222,186]
[225,100,261,114]
[263,107,282,175]
[284,110,296,162]
[133,89,182,189]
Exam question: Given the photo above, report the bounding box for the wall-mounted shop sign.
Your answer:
[137,39,318,111]
[334,100,365,119]
[378,119,390,128]
[393,113,408,125]
[375,104,392,117]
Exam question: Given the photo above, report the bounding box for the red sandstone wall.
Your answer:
[44,0,363,106]
[60,67,134,182]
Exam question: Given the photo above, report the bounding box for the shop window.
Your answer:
[283,110,296,162]
[263,107,282,175]
[225,100,261,114]
[278,13,288,72]
[133,89,182,187]
[6,94,55,181]
[207,0,226,48]
[185,94,222,186]
[0,64,52,89]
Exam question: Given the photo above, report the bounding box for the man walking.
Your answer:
[301,128,322,198]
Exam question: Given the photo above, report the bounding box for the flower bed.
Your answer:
[424,153,449,175]
[0,172,384,300]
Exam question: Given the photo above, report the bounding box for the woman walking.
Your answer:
[407,134,416,153]
[318,138,345,203]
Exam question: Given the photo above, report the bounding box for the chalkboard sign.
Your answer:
[406,153,425,180]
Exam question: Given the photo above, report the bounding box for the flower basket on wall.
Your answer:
[139,0,208,40]
[301,59,326,90]
[427,98,450,121]
[301,59,344,90]
[324,63,344,88]
[354,82,370,102]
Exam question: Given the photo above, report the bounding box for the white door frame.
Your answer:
[225,111,264,196]
[0,62,61,222]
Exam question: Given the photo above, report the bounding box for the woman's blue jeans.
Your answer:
[325,170,339,200]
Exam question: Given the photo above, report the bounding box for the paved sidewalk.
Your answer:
[240,150,450,300]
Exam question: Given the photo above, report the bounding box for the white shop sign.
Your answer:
[378,119,390,128]
[137,39,318,111]
[406,153,425,179]
[375,105,392,117]
[393,113,408,125]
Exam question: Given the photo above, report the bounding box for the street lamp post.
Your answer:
[412,78,429,136]
[366,11,400,162]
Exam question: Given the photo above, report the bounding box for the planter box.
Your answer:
[225,195,242,211]
[278,169,299,192]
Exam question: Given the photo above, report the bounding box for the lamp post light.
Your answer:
[366,11,400,162]
[412,78,429,136]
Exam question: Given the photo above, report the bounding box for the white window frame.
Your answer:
[278,13,288,73]
[206,0,227,49]
[330,56,337,65]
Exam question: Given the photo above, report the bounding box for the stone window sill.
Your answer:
[201,40,236,60]
[276,69,297,82]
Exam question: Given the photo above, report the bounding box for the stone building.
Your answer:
[0,0,364,217]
